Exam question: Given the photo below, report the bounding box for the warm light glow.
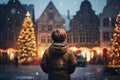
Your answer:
[37,46,48,58]
[90,51,94,59]
[70,47,77,52]
[69,47,111,62]
[10,53,14,60]
[0,48,16,60]
[96,48,101,55]
[86,51,91,61]
[41,50,44,58]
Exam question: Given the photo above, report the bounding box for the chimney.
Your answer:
[67,10,70,20]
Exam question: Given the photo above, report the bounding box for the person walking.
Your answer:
[40,29,77,80]
[14,55,18,68]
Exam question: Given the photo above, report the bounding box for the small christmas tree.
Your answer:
[17,12,37,63]
[109,13,120,67]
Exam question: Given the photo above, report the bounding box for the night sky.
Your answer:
[0,0,107,19]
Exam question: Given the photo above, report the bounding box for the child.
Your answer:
[40,29,77,80]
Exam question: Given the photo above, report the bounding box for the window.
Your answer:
[67,34,72,43]
[73,26,78,31]
[41,36,46,43]
[80,33,85,43]
[41,25,46,31]
[86,33,91,43]
[92,33,98,42]
[73,34,78,43]
[49,13,54,20]
[56,25,61,28]
[48,36,52,43]
[49,7,53,12]
[103,32,110,41]
[112,18,115,27]
[48,25,52,31]
[103,18,109,27]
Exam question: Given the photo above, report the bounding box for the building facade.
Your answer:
[37,1,65,58]
[0,0,120,59]
[67,0,99,48]
[0,0,35,50]
[100,0,120,48]
[0,0,35,61]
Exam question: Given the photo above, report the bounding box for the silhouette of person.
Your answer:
[102,48,109,65]
[14,55,18,68]
[40,29,77,80]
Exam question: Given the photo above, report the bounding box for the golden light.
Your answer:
[96,48,101,55]
[0,48,17,60]
[10,53,14,60]
[37,46,48,58]
[86,51,91,62]
[69,46,109,62]
[81,49,87,58]
[7,51,10,55]
[90,51,94,59]
[41,50,44,58]
[69,47,77,52]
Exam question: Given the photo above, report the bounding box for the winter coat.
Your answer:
[40,43,77,80]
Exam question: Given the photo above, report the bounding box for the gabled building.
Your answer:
[37,1,65,58]
[0,0,35,50]
[0,0,26,49]
[100,0,120,48]
[67,0,99,47]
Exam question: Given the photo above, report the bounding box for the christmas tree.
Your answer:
[108,13,120,67]
[17,12,37,62]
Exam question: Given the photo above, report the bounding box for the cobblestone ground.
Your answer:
[0,65,119,80]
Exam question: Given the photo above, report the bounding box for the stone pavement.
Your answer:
[0,65,120,80]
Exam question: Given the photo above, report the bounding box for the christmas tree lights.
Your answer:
[17,12,37,62]
[108,13,120,67]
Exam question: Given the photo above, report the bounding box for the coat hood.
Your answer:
[48,43,68,56]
